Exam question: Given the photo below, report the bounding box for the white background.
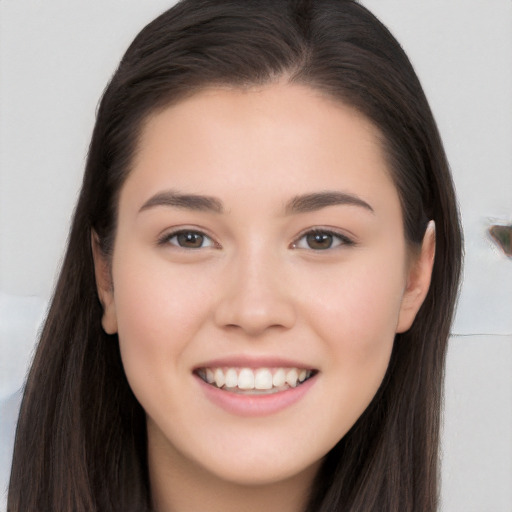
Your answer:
[1,1,511,510]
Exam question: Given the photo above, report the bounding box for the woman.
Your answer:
[8,0,462,510]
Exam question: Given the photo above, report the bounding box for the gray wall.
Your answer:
[1,1,511,510]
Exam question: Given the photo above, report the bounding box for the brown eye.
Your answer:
[306,232,334,250]
[293,229,354,251]
[177,232,205,248]
[162,230,215,249]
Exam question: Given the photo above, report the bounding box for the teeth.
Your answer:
[272,368,286,387]
[225,368,238,388]
[238,368,255,390]
[254,368,273,390]
[198,367,313,392]
[286,368,298,387]
[214,368,225,388]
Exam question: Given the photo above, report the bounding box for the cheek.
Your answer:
[111,257,216,388]
[296,251,406,427]
[303,253,406,346]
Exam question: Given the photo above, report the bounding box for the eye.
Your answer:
[160,230,216,249]
[292,229,354,250]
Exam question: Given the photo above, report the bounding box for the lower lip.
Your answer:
[195,374,317,417]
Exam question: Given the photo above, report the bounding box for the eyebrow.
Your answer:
[284,191,374,215]
[139,190,224,214]
[138,189,373,216]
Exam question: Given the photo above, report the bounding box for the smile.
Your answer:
[196,367,315,394]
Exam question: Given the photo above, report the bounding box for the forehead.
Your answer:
[139,82,382,155]
[122,82,399,217]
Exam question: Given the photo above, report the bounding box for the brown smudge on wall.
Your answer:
[489,225,512,257]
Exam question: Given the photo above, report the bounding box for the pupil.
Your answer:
[307,233,332,249]
[178,232,203,248]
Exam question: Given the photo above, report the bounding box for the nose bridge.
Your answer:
[214,241,296,335]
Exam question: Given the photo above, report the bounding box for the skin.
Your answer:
[93,82,435,512]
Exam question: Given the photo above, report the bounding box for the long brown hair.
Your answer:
[8,1,462,510]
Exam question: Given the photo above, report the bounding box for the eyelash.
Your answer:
[158,228,355,251]
[157,229,218,249]
[292,229,356,251]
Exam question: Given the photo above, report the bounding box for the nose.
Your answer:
[213,248,296,336]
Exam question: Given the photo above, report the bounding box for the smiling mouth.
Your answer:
[195,367,316,395]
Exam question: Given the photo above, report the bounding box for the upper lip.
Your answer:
[193,355,317,371]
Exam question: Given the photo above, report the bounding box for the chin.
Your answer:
[199,455,322,488]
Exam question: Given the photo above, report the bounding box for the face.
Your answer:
[94,83,433,491]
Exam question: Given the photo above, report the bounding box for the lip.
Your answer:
[194,361,318,417]
[193,356,316,371]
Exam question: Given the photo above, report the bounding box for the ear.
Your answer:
[91,231,118,334]
[396,221,436,333]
